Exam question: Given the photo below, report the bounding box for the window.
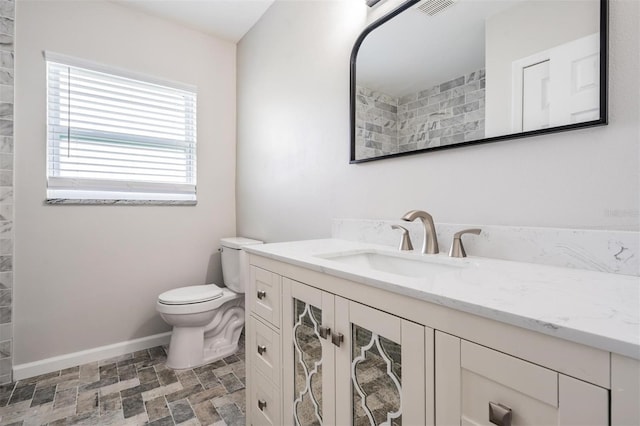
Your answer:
[46,53,197,203]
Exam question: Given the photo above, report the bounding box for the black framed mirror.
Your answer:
[350,0,608,163]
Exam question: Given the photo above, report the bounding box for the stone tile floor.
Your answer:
[0,342,246,426]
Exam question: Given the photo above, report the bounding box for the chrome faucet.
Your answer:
[401,210,439,254]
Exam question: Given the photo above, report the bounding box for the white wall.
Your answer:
[485,0,600,136]
[15,1,237,364]
[237,0,639,244]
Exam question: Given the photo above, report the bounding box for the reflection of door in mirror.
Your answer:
[485,0,600,138]
[522,60,550,131]
[514,34,600,133]
[549,34,600,125]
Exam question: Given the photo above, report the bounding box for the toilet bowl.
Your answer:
[157,237,262,369]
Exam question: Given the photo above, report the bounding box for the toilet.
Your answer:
[156,237,263,369]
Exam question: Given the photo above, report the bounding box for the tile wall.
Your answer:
[356,69,486,160]
[355,87,398,157]
[398,69,485,152]
[0,0,13,385]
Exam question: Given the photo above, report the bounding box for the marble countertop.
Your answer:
[244,239,640,359]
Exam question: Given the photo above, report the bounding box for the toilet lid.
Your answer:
[158,285,224,305]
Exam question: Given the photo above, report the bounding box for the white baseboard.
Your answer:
[13,332,172,381]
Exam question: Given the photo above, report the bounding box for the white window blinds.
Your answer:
[46,54,197,202]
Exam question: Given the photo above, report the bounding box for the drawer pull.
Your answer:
[319,326,331,339]
[489,402,512,426]
[257,345,267,355]
[331,332,344,347]
[258,399,267,411]
[257,290,267,300]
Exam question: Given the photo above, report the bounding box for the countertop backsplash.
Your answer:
[332,219,639,277]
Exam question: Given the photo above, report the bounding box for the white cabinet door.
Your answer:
[611,354,640,426]
[282,278,336,426]
[557,374,608,426]
[282,279,430,426]
[435,331,608,426]
[335,298,428,426]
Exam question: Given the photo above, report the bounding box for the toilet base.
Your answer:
[165,326,206,370]
[165,296,245,370]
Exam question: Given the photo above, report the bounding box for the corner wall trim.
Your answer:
[13,332,172,381]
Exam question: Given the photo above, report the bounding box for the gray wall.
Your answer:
[237,0,639,244]
[14,1,237,365]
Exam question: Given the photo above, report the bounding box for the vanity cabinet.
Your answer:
[246,254,639,426]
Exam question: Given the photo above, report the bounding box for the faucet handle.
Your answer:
[391,225,414,251]
[449,228,481,258]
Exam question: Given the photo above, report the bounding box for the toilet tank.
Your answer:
[220,237,263,293]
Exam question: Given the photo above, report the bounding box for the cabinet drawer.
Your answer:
[461,340,558,425]
[249,266,281,328]
[251,371,281,426]
[249,315,281,387]
[459,340,608,426]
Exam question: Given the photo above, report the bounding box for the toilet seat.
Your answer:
[159,284,223,305]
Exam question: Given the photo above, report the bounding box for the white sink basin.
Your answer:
[317,250,466,278]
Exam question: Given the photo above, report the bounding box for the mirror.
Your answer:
[350,0,607,163]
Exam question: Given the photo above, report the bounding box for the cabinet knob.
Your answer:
[257,290,267,300]
[331,332,344,347]
[489,402,512,426]
[258,399,267,411]
[319,326,331,339]
[257,345,267,355]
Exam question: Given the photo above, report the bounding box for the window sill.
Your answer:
[45,199,197,206]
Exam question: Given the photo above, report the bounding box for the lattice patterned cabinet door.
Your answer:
[282,278,336,426]
[282,280,429,426]
[336,299,427,426]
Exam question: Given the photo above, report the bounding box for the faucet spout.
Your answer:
[401,210,439,254]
